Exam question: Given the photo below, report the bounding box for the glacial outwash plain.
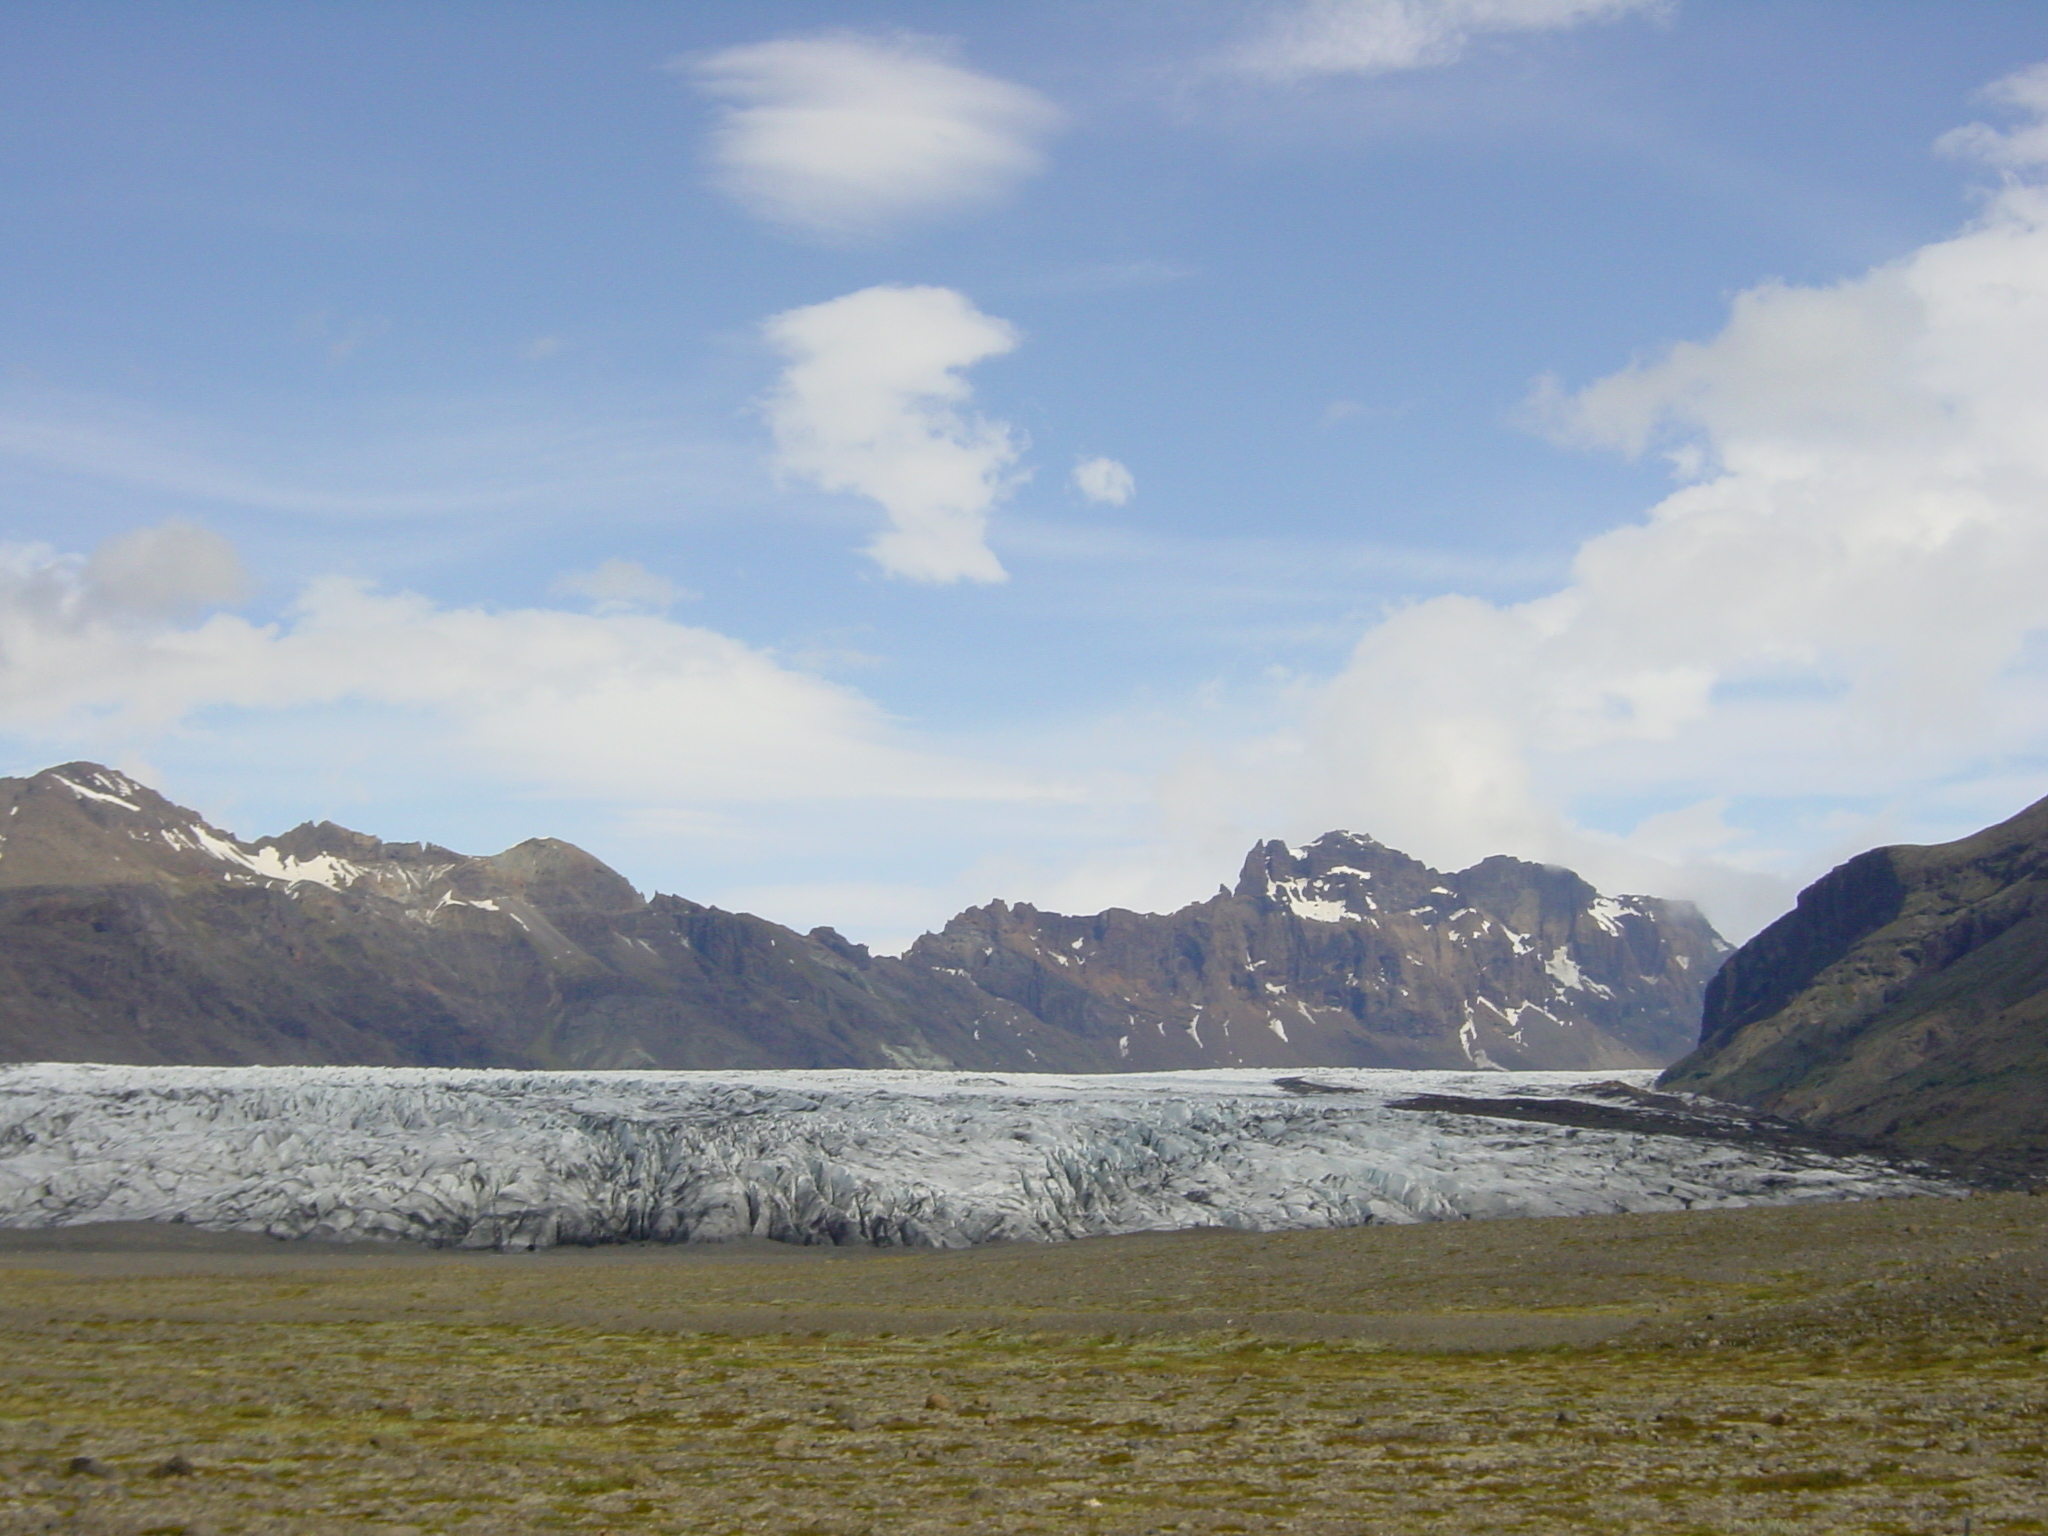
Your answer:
[4,1195,2048,1535]
[4,768,2048,1533]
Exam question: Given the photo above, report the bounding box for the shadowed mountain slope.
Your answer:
[1660,793,2048,1170]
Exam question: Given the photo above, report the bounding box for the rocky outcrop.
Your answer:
[0,763,1724,1072]
[1660,793,2048,1170]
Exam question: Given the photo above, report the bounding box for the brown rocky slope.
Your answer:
[0,762,1724,1071]
[909,831,1725,1070]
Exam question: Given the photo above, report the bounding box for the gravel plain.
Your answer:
[1,1193,2045,1534]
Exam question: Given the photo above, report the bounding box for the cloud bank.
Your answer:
[764,285,1023,585]
[1231,0,1663,80]
[1188,67,2048,938]
[0,530,1052,809]
[685,33,1062,242]
[81,521,250,620]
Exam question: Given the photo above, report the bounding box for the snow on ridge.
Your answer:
[49,772,369,893]
[50,772,141,810]
[185,823,365,891]
[0,1064,1957,1252]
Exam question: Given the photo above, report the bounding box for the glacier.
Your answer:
[0,1064,1959,1251]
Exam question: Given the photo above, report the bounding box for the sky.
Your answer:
[4,1,2047,951]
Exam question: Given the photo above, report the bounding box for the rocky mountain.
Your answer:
[0,763,1725,1072]
[909,832,1725,1071]
[0,764,1060,1073]
[1660,793,2048,1171]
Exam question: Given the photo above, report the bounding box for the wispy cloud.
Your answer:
[763,285,1023,584]
[682,33,1062,242]
[1228,0,1666,82]
[1938,60,2048,171]
[0,388,753,522]
[295,311,391,365]
[550,558,690,615]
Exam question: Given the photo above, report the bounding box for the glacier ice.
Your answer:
[0,1064,1959,1251]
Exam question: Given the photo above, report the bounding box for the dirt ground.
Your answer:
[2,1193,2046,1534]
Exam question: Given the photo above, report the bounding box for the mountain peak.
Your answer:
[483,837,643,915]
[38,762,155,805]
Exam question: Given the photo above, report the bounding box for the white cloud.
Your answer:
[1938,61,2048,172]
[683,33,1062,242]
[82,521,249,620]
[763,285,1023,584]
[1230,0,1664,81]
[0,529,1058,807]
[1072,456,1135,506]
[1203,78,2048,938]
[551,558,686,614]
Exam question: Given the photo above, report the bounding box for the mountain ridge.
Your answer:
[0,762,1726,1073]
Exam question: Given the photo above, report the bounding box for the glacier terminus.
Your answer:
[0,1065,1957,1251]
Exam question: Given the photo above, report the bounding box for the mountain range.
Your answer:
[0,763,1726,1073]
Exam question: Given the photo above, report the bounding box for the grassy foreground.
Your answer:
[1,1193,2045,1534]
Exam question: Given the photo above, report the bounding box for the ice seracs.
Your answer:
[0,1065,1958,1252]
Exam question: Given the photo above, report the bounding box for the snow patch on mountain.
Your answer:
[1544,947,1613,997]
[186,825,365,891]
[1266,877,1358,922]
[1587,895,1634,937]
[50,770,145,810]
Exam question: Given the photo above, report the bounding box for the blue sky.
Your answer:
[5,1,2048,948]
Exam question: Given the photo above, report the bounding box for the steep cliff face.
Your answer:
[0,764,1723,1072]
[1660,794,2048,1167]
[906,831,1725,1071]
